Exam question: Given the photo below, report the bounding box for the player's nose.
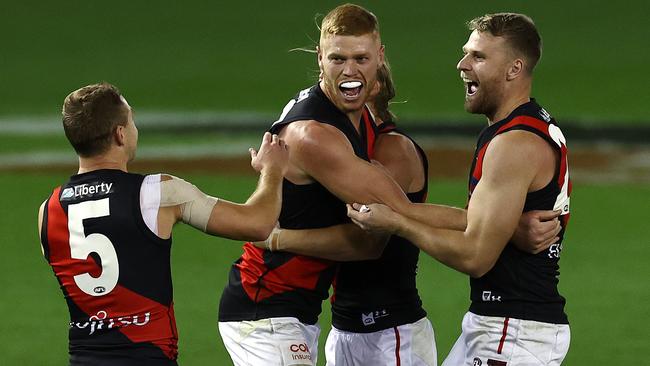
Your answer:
[342,60,358,76]
[457,54,470,71]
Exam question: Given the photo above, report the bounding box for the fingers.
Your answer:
[533,236,558,254]
[249,147,257,160]
[347,203,366,221]
[536,209,562,221]
[347,203,359,217]
[262,131,272,144]
[272,133,279,145]
[538,219,561,242]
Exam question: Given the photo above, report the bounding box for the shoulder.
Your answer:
[490,129,552,159]
[484,130,554,178]
[376,132,418,158]
[284,120,351,152]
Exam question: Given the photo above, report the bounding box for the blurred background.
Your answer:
[1,0,648,364]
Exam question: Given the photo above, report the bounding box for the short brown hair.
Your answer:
[468,13,542,73]
[62,82,129,157]
[320,3,380,40]
[372,61,396,123]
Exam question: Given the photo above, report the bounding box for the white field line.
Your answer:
[0,142,256,168]
[0,111,275,135]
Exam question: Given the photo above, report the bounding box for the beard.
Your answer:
[464,81,502,121]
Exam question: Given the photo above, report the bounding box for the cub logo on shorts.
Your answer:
[473,358,482,366]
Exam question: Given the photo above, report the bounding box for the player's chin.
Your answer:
[338,97,365,113]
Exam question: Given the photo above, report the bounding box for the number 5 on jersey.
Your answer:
[67,198,119,296]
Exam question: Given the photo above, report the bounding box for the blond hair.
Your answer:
[468,13,542,73]
[320,3,380,41]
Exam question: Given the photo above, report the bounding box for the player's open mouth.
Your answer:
[463,77,479,96]
[339,81,363,100]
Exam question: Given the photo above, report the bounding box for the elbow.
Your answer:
[462,259,493,278]
[359,246,384,260]
[357,233,389,260]
[466,265,489,279]
[246,223,276,242]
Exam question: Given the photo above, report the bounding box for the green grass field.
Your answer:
[0,0,648,123]
[1,1,647,363]
[2,173,648,365]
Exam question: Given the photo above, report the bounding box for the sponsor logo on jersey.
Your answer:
[482,291,502,302]
[61,182,114,201]
[69,310,150,335]
[61,187,75,199]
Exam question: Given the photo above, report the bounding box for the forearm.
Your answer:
[400,203,468,231]
[393,213,486,277]
[246,170,283,211]
[241,171,284,234]
[278,224,388,261]
[204,171,283,241]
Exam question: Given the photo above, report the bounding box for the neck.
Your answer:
[346,110,363,132]
[487,85,531,125]
[77,154,128,174]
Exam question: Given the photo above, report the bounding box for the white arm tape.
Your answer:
[160,176,218,232]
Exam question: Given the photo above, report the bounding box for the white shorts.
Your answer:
[218,317,320,366]
[442,312,570,366]
[325,317,437,366]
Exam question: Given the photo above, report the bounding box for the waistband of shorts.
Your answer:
[469,301,569,324]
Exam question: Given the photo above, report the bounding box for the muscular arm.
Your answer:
[272,224,388,261]
[374,133,467,230]
[157,171,284,242]
[350,131,557,277]
[284,121,465,230]
[157,131,288,242]
[205,170,284,241]
[259,132,425,261]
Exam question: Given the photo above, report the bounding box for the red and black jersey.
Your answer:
[331,121,429,332]
[40,169,178,363]
[467,99,571,324]
[218,84,377,325]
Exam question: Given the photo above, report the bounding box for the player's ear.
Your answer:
[378,44,385,67]
[317,46,324,73]
[114,125,126,147]
[506,58,524,81]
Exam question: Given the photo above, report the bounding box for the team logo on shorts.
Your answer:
[473,357,482,366]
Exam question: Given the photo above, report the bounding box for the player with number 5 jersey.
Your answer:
[38,83,289,365]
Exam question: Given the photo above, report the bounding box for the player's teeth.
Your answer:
[470,84,478,93]
[341,81,362,89]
